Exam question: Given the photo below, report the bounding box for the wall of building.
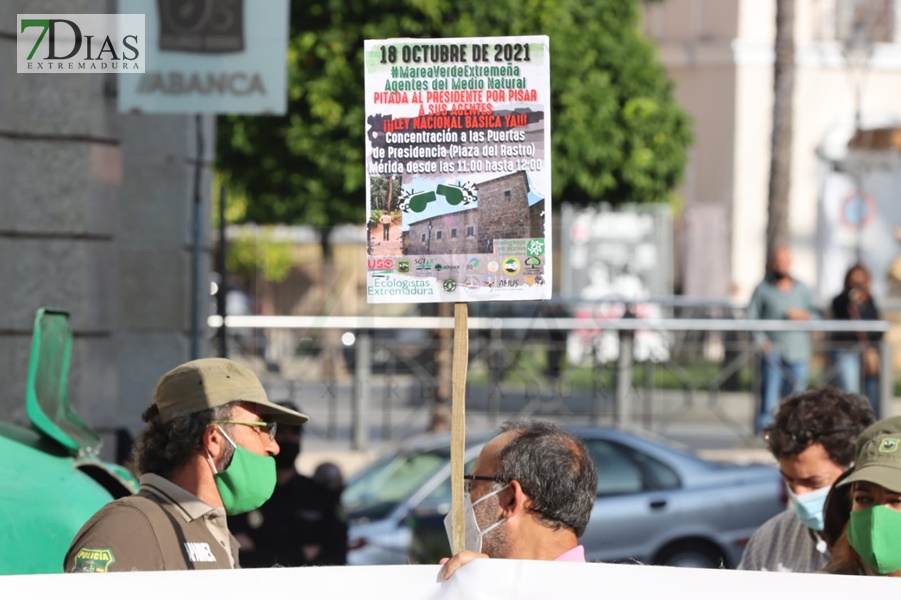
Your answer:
[644,0,901,305]
[0,0,213,454]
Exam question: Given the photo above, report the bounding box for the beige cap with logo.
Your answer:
[151,358,309,425]
[839,416,901,493]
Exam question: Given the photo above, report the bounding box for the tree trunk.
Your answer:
[766,0,796,258]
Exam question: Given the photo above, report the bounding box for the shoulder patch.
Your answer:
[73,548,115,573]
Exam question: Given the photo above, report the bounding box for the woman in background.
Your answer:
[831,264,882,414]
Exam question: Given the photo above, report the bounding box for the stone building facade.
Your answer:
[406,171,544,255]
[0,0,214,457]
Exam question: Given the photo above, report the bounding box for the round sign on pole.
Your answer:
[840,190,876,229]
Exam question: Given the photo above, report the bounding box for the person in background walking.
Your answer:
[830,264,882,415]
[747,246,820,433]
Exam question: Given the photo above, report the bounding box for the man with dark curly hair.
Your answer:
[64,358,308,572]
[439,419,598,579]
[737,387,874,572]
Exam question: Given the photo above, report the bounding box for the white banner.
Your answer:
[3,559,894,599]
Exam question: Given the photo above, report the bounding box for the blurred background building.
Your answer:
[643,0,901,304]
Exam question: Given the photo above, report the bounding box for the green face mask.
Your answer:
[209,426,277,516]
[848,505,901,575]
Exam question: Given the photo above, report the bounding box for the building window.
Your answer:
[421,233,426,242]
[814,0,896,43]
[451,228,458,238]
[837,0,895,43]
[467,226,475,236]
[504,190,511,201]
[436,231,443,240]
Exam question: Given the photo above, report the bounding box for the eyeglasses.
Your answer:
[212,420,277,441]
[463,474,508,494]
[762,426,856,445]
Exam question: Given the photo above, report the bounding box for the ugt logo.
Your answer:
[17,14,145,73]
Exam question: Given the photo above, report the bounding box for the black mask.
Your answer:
[274,441,300,470]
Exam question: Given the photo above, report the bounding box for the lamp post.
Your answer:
[427,220,434,253]
[840,4,875,263]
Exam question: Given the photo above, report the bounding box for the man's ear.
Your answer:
[503,480,530,517]
[203,424,226,461]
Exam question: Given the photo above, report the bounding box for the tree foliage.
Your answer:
[216,0,692,225]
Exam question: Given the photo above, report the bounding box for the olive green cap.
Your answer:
[854,415,901,457]
[839,419,901,493]
[151,358,308,425]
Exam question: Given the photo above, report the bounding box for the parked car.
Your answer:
[1,309,137,575]
[343,426,785,568]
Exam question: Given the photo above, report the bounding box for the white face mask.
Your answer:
[787,484,830,532]
[444,485,508,554]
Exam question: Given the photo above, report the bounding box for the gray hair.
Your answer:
[495,419,598,537]
[133,403,236,477]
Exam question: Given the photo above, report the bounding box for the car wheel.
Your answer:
[655,541,725,569]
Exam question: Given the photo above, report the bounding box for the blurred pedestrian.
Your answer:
[822,415,901,576]
[747,246,820,432]
[737,388,874,573]
[229,403,348,567]
[64,358,308,572]
[830,264,882,414]
[439,419,597,579]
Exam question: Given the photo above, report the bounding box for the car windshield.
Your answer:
[343,449,449,521]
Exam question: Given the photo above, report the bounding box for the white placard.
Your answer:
[364,36,552,304]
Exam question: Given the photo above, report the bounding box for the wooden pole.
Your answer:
[449,302,469,555]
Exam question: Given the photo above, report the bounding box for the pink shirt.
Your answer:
[554,545,586,562]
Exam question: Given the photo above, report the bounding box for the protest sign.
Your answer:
[364,36,551,304]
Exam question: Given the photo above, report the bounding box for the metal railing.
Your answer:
[208,312,891,450]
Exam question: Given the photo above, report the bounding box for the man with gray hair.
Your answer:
[440,419,598,579]
[64,358,308,572]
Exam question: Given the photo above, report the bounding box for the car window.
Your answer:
[616,443,681,490]
[343,450,448,521]
[586,439,681,496]
[586,440,643,495]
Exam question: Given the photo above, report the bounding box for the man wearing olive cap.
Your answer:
[64,358,308,572]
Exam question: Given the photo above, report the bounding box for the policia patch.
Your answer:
[72,548,115,572]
